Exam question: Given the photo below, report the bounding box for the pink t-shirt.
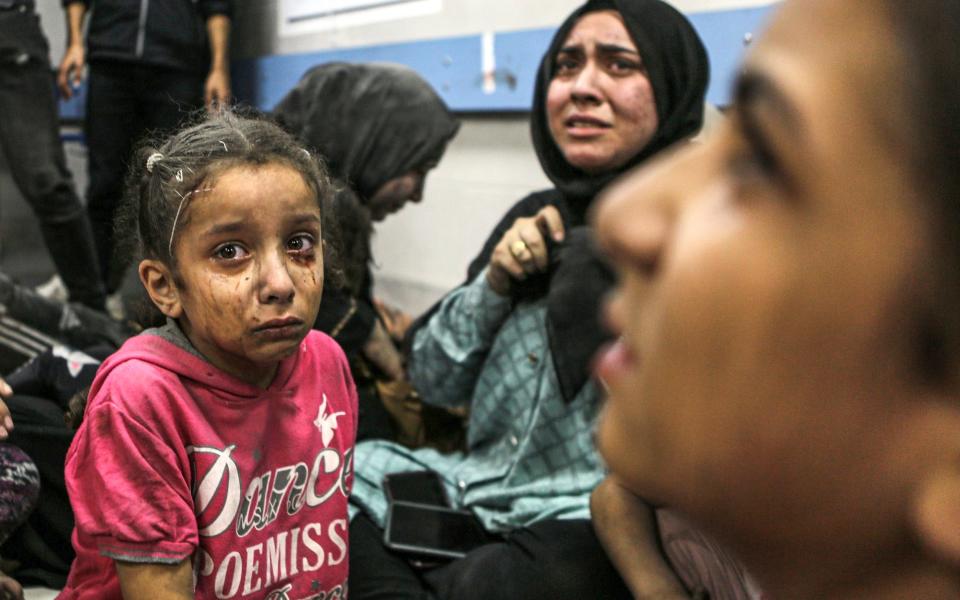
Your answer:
[60,330,358,600]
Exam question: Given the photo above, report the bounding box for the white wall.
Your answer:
[234,0,777,57]
[36,2,68,66]
[24,1,771,314]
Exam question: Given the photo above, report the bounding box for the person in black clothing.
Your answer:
[57,0,232,293]
[0,0,105,310]
[0,347,100,590]
[273,62,459,441]
[0,271,131,588]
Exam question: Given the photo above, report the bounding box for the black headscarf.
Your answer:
[531,0,708,402]
[273,62,460,202]
[531,0,709,204]
[413,1,709,402]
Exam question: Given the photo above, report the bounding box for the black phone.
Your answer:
[383,501,493,560]
[383,470,449,507]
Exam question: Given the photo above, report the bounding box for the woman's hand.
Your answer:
[0,377,14,440]
[486,206,565,296]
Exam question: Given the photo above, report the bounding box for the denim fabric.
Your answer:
[0,9,105,309]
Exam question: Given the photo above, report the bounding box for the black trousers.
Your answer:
[0,8,105,309]
[84,60,202,291]
[349,514,633,600]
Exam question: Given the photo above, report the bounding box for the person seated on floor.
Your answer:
[592,0,960,597]
[0,273,131,589]
[0,271,132,375]
[0,344,105,590]
[273,62,459,442]
[0,431,41,600]
[59,111,358,600]
[346,1,709,598]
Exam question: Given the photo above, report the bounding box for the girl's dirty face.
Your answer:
[171,162,324,387]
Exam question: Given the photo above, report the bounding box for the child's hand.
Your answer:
[0,378,13,440]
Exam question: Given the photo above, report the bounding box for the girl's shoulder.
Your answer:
[299,330,352,379]
[86,335,195,411]
[301,329,345,359]
[89,357,182,411]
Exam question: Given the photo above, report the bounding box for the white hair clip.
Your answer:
[145,152,163,173]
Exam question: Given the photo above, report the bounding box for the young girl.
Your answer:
[59,112,358,600]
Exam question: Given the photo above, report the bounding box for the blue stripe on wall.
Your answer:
[60,4,778,118]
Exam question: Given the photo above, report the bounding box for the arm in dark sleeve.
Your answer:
[6,347,99,408]
[197,0,232,19]
[4,354,48,399]
[314,287,377,358]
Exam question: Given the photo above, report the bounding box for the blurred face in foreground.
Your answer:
[594,0,960,596]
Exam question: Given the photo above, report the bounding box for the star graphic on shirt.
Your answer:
[52,345,100,377]
[311,580,320,591]
[252,448,262,461]
[313,394,345,447]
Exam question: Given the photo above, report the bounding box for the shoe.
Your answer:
[35,275,69,304]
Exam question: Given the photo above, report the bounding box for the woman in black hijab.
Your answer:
[467,0,707,282]
[348,1,709,599]
[273,63,459,439]
[464,0,708,409]
[275,62,459,223]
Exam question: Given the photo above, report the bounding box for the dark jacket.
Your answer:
[62,0,231,72]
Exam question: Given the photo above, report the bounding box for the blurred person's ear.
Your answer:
[912,431,960,566]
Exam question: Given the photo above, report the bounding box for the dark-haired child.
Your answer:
[59,112,357,600]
